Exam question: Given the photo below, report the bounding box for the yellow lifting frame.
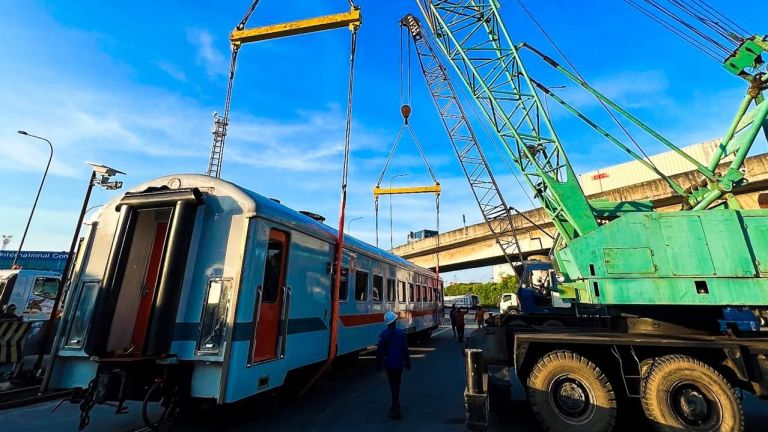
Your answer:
[230,6,362,46]
[373,183,441,196]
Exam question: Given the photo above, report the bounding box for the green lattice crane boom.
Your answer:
[416,1,598,244]
[400,13,526,271]
[418,0,768,310]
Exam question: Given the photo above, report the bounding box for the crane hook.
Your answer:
[401,104,412,125]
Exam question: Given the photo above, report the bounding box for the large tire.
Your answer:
[527,350,617,432]
[541,319,565,327]
[641,354,744,432]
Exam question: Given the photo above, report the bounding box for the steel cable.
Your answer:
[237,0,260,30]
[641,0,732,54]
[625,0,722,61]
[516,0,670,193]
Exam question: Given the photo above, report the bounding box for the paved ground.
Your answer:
[2,318,767,431]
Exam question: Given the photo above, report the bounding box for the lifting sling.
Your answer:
[373,24,442,280]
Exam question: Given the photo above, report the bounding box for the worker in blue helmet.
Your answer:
[376,310,411,420]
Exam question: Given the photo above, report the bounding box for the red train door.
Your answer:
[130,221,169,355]
[251,229,288,363]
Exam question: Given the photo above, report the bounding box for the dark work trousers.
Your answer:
[451,322,456,337]
[457,325,465,342]
[386,368,403,414]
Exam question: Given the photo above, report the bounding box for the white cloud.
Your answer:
[156,61,187,82]
[186,28,228,79]
[224,107,388,173]
[546,70,671,113]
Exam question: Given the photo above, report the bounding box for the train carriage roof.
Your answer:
[116,174,435,276]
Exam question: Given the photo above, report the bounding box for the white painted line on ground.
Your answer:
[432,327,450,337]
[362,353,428,359]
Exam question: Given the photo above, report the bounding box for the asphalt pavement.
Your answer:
[2,318,767,431]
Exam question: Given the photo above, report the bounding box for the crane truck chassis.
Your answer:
[464,314,768,431]
[404,1,768,430]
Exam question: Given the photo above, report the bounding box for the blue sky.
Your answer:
[0,1,763,281]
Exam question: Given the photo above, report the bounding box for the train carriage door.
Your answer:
[130,220,169,355]
[252,229,289,363]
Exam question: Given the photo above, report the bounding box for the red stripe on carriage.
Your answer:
[398,309,438,319]
[339,313,385,327]
[339,307,439,327]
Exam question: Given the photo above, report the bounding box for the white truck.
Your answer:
[0,269,61,321]
[0,269,61,374]
[498,293,518,313]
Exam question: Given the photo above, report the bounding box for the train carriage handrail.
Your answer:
[279,286,291,359]
[249,286,264,365]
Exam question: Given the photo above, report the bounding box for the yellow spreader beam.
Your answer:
[230,7,362,46]
[373,184,441,196]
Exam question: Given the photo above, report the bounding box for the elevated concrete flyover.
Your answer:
[393,153,768,272]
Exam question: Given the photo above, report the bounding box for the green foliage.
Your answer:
[444,275,518,307]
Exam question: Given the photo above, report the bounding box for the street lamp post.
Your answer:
[346,216,363,236]
[35,162,124,375]
[12,131,54,268]
[389,173,408,250]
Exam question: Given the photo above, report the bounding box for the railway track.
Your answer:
[0,385,71,410]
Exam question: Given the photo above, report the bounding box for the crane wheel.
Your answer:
[641,354,743,432]
[541,319,564,327]
[527,350,616,432]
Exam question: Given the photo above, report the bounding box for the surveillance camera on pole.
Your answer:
[34,161,125,374]
[86,161,126,190]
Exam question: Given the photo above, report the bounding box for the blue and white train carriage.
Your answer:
[46,174,441,423]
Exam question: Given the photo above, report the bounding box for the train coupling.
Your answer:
[72,357,192,431]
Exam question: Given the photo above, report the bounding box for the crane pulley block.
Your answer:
[724,36,768,78]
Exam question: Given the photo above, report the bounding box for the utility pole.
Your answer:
[36,162,124,377]
[13,131,54,268]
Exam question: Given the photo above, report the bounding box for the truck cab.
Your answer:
[516,260,569,314]
[0,269,61,321]
[498,293,518,313]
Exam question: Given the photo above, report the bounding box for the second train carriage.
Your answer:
[46,174,441,418]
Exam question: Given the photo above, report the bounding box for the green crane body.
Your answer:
[419,0,768,309]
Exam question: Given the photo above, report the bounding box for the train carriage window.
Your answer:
[416,284,422,303]
[64,280,100,349]
[355,271,368,302]
[408,283,414,303]
[339,268,349,301]
[198,278,233,354]
[372,274,383,302]
[262,232,288,303]
[398,281,406,304]
[386,278,396,303]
